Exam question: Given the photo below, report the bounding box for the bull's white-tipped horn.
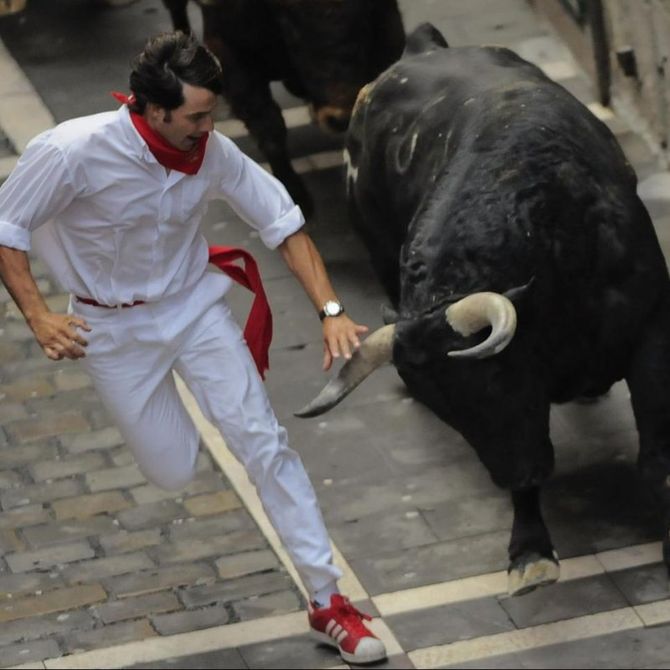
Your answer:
[446,292,517,359]
[295,324,396,418]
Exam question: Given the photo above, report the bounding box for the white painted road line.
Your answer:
[0,38,55,152]
[257,149,345,176]
[409,607,645,668]
[373,542,662,616]
[636,599,670,626]
[596,541,660,572]
[11,593,670,669]
[215,105,312,139]
[18,537,661,669]
[42,611,308,669]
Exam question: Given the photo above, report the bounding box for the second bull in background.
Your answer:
[162,0,405,216]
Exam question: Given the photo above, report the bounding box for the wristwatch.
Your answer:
[319,300,345,321]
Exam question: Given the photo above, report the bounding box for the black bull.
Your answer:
[297,24,670,596]
[162,0,404,216]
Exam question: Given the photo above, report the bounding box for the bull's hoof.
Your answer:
[508,552,560,596]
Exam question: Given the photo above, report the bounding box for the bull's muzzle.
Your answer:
[313,105,351,134]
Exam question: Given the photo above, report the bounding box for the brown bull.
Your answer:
[162,0,405,215]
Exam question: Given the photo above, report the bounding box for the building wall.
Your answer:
[535,0,670,164]
[607,0,670,156]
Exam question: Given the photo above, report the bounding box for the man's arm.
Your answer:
[0,246,90,360]
[278,230,368,371]
[0,132,91,361]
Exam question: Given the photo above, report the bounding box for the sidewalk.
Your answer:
[2,1,670,669]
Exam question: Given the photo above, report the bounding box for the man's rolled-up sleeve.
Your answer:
[0,220,30,252]
[212,134,305,249]
[0,135,79,251]
[255,203,304,249]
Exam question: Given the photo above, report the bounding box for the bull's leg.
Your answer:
[247,102,312,215]
[162,0,191,33]
[466,377,558,596]
[248,104,312,216]
[194,8,313,215]
[626,295,670,575]
[508,487,560,596]
[223,73,313,216]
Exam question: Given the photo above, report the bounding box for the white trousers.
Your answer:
[72,272,342,594]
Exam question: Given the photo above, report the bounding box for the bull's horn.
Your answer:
[295,324,396,418]
[446,292,517,359]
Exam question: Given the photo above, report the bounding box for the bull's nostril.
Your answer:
[326,115,350,133]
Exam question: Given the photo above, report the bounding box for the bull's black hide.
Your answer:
[299,23,670,595]
[162,0,405,215]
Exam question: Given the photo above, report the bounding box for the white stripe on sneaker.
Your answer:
[331,624,343,639]
[325,619,337,636]
[336,630,349,644]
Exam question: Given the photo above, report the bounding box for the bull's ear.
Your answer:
[504,276,535,303]
[403,22,449,56]
[381,304,400,325]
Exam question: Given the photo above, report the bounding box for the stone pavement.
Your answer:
[2,0,670,668]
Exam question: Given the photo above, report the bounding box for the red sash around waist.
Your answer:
[76,248,272,380]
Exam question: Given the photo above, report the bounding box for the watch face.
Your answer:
[324,300,342,316]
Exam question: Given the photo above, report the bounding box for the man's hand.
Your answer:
[29,311,92,360]
[0,247,92,361]
[322,314,369,371]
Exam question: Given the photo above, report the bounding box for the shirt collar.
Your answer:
[118,105,159,166]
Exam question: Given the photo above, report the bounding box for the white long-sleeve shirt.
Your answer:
[0,106,304,305]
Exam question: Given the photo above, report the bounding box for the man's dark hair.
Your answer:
[129,31,223,114]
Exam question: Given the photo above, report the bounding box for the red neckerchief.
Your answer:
[112,92,274,379]
[111,91,207,175]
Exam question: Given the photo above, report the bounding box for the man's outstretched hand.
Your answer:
[322,315,369,371]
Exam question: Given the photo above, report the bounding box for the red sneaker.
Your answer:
[308,594,387,664]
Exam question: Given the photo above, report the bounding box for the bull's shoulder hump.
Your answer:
[443,45,544,77]
[395,44,542,84]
